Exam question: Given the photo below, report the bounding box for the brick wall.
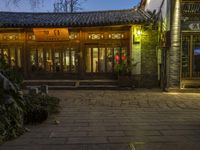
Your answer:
[140,30,159,88]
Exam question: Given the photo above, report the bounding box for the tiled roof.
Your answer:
[0,9,149,28]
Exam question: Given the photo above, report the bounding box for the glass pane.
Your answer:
[121,48,127,64]
[182,36,190,78]
[30,48,37,72]
[107,48,113,73]
[93,48,98,73]
[86,48,91,72]
[71,50,76,72]
[46,49,53,72]
[2,48,9,64]
[10,48,16,67]
[38,48,44,71]
[0,48,2,59]
[54,50,61,72]
[192,35,200,77]
[63,48,70,72]
[17,48,21,67]
[99,48,106,72]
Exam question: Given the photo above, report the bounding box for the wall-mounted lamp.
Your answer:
[136,30,142,36]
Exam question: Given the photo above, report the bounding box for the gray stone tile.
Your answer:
[2,90,200,150]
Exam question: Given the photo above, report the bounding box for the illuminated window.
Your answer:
[69,33,79,40]
[38,48,44,70]
[28,34,36,41]
[88,33,104,40]
[109,33,125,39]
[99,48,106,72]
[30,48,37,72]
[10,48,16,67]
[46,48,53,72]
[107,48,114,73]
[63,48,78,73]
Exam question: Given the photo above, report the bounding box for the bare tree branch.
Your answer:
[5,0,85,12]
[54,0,87,12]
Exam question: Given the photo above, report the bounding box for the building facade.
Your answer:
[140,0,200,90]
[0,9,159,88]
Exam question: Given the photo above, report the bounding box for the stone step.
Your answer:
[23,80,125,90]
[26,85,122,90]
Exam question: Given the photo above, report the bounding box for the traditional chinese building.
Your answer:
[0,8,161,88]
[140,0,200,90]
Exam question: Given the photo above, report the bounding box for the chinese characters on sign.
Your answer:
[33,28,69,41]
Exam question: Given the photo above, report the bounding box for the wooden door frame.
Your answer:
[181,32,200,79]
[83,43,129,79]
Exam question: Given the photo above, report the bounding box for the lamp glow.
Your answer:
[136,30,142,36]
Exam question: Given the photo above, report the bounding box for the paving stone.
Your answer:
[67,137,108,144]
[1,90,200,149]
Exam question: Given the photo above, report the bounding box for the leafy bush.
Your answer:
[23,94,60,124]
[0,57,60,144]
[0,88,26,144]
[0,58,23,87]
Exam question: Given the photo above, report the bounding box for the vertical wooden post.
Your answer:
[23,29,28,78]
[79,29,84,79]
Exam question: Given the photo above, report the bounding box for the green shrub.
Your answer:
[0,89,26,144]
[23,94,60,124]
[0,58,23,87]
[0,58,60,144]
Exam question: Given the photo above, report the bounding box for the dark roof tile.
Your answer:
[0,9,149,28]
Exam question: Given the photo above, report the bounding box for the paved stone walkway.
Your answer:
[1,89,200,150]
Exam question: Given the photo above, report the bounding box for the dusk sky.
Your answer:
[0,0,140,12]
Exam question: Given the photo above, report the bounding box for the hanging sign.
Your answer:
[33,28,69,41]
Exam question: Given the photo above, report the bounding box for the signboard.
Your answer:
[189,23,200,30]
[182,22,200,31]
[33,28,69,41]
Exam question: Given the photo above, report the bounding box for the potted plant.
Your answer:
[114,51,134,88]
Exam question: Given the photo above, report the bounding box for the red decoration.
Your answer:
[121,55,126,61]
[115,54,120,64]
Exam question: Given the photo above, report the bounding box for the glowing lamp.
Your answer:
[136,30,142,36]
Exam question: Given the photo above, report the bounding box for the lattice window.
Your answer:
[69,32,79,40]
[1,34,20,41]
[88,33,104,40]
[28,34,36,40]
[108,33,125,39]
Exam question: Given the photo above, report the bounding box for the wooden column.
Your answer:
[79,29,84,79]
[167,0,181,89]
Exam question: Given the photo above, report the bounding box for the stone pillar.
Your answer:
[167,0,181,90]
